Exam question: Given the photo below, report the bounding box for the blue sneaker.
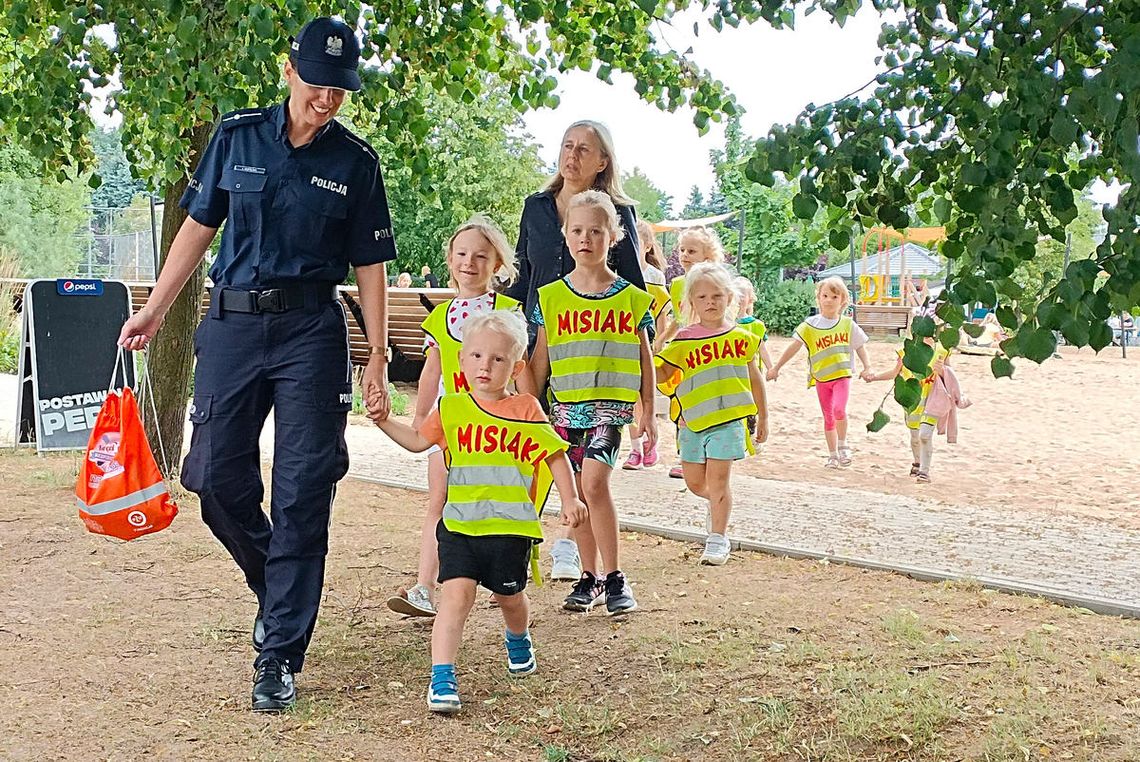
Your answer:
[426,675,461,714]
[505,630,536,677]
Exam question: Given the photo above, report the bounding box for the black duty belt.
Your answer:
[215,283,338,314]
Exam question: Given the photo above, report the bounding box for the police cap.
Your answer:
[290,17,362,92]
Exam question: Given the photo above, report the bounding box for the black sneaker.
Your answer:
[604,570,637,615]
[562,571,604,612]
[251,658,295,713]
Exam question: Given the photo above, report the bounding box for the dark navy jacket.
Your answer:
[180,100,397,288]
[505,190,644,321]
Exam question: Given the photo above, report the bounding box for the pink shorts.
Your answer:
[815,376,851,431]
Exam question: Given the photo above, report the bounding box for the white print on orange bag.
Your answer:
[87,431,124,488]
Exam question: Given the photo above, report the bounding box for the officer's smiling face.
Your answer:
[564,205,613,269]
[284,59,347,132]
[457,329,523,398]
[448,229,497,294]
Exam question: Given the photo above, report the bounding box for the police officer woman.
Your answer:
[119,17,396,712]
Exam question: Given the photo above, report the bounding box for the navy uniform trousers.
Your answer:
[182,292,352,671]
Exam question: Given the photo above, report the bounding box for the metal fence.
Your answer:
[77,201,163,282]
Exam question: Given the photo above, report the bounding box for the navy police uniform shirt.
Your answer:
[180,100,397,288]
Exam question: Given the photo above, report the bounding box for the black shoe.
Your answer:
[604,570,637,615]
[562,571,604,612]
[251,658,295,713]
[252,609,265,652]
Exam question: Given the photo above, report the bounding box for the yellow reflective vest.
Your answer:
[668,276,688,327]
[795,316,855,386]
[440,394,568,541]
[656,326,760,432]
[422,292,521,394]
[538,279,653,404]
[646,282,671,323]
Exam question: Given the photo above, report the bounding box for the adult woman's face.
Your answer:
[284,59,347,134]
[558,127,608,189]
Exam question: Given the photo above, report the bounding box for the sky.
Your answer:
[521,7,891,217]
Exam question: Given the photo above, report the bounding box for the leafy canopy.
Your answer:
[744,0,1139,384]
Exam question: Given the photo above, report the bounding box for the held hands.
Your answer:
[363,357,391,423]
[117,307,165,351]
[634,413,659,449]
[561,498,589,529]
[860,368,876,382]
[765,366,779,382]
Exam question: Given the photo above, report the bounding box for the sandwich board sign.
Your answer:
[15,279,135,451]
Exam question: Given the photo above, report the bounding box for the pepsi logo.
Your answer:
[63,281,74,292]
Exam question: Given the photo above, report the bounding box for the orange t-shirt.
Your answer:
[419,393,548,451]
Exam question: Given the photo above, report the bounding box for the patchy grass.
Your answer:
[1,449,1138,760]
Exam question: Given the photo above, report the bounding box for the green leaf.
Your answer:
[911,315,935,337]
[933,196,951,223]
[634,0,657,14]
[1018,327,1057,364]
[938,326,959,350]
[893,376,921,410]
[961,322,985,339]
[866,407,890,433]
[828,227,850,250]
[990,355,1014,378]
[791,193,818,220]
[1060,314,1089,347]
[995,306,1018,330]
[1089,320,1113,352]
[902,339,935,375]
[961,162,986,186]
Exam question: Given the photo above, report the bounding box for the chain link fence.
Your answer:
[77,202,163,282]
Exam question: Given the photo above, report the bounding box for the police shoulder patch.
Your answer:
[219,108,269,130]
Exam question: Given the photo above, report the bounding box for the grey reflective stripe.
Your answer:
[76,482,167,516]
[449,465,531,490]
[551,369,640,394]
[548,339,641,363]
[811,344,852,365]
[444,500,539,524]
[677,363,749,398]
[684,392,755,427]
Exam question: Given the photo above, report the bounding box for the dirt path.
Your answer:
[2,451,1138,760]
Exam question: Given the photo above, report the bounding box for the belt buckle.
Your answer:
[256,289,285,313]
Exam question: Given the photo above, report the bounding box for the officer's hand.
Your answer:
[363,359,391,422]
[117,307,165,351]
[561,498,589,528]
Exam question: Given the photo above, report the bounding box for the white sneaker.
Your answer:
[700,533,731,566]
[550,538,582,581]
[387,584,436,617]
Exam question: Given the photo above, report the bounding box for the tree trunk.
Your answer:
[145,122,213,475]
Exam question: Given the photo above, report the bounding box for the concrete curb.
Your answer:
[347,472,1140,620]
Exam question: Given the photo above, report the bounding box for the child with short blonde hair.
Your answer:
[387,215,526,618]
[768,276,874,468]
[530,190,656,614]
[373,311,587,714]
[656,263,768,564]
[623,220,670,471]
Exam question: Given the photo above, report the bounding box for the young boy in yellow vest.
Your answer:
[529,190,656,615]
[372,311,588,714]
[767,276,875,468]
[388,216,525,619]
[656,263,769,564]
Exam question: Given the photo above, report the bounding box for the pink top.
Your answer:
[675,322,736,341]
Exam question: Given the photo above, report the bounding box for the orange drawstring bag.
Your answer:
[76,350,177,540]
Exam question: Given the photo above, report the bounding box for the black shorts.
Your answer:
[436,521,532,596]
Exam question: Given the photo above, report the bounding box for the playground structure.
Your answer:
[856,226,945,307]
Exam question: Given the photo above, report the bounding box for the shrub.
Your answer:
[756,279,817,335]
[0,256,21,374]
[352,368,410,418]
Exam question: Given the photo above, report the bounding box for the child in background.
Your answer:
[387,216,524,618]
[530,190,656,615]
[660,226,726,478]
[767,276,873,469]
[656,263,768,565]
[864,334,951,483]
[372,311,588,714]
[624,219,670,470]
[733,276,775,371]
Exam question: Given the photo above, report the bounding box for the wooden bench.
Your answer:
[853,303,912,336]
[339,286,455,372]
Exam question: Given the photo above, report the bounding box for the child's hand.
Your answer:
[766,367,779,382]
[367,390,390,423]
[638,414,659,449]
[861,369,875,382]
[753,417,769,444]
[561,498,589,528]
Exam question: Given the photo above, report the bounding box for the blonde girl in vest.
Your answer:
[767,276,874,469]
[529,190,657,615]
[863,331,951,483]
[623,219,670,471]
[386,216,526,618]
[372,311,587,714]
[733,276,775,372]
[656,263,769,564]
[659,226,726,478]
